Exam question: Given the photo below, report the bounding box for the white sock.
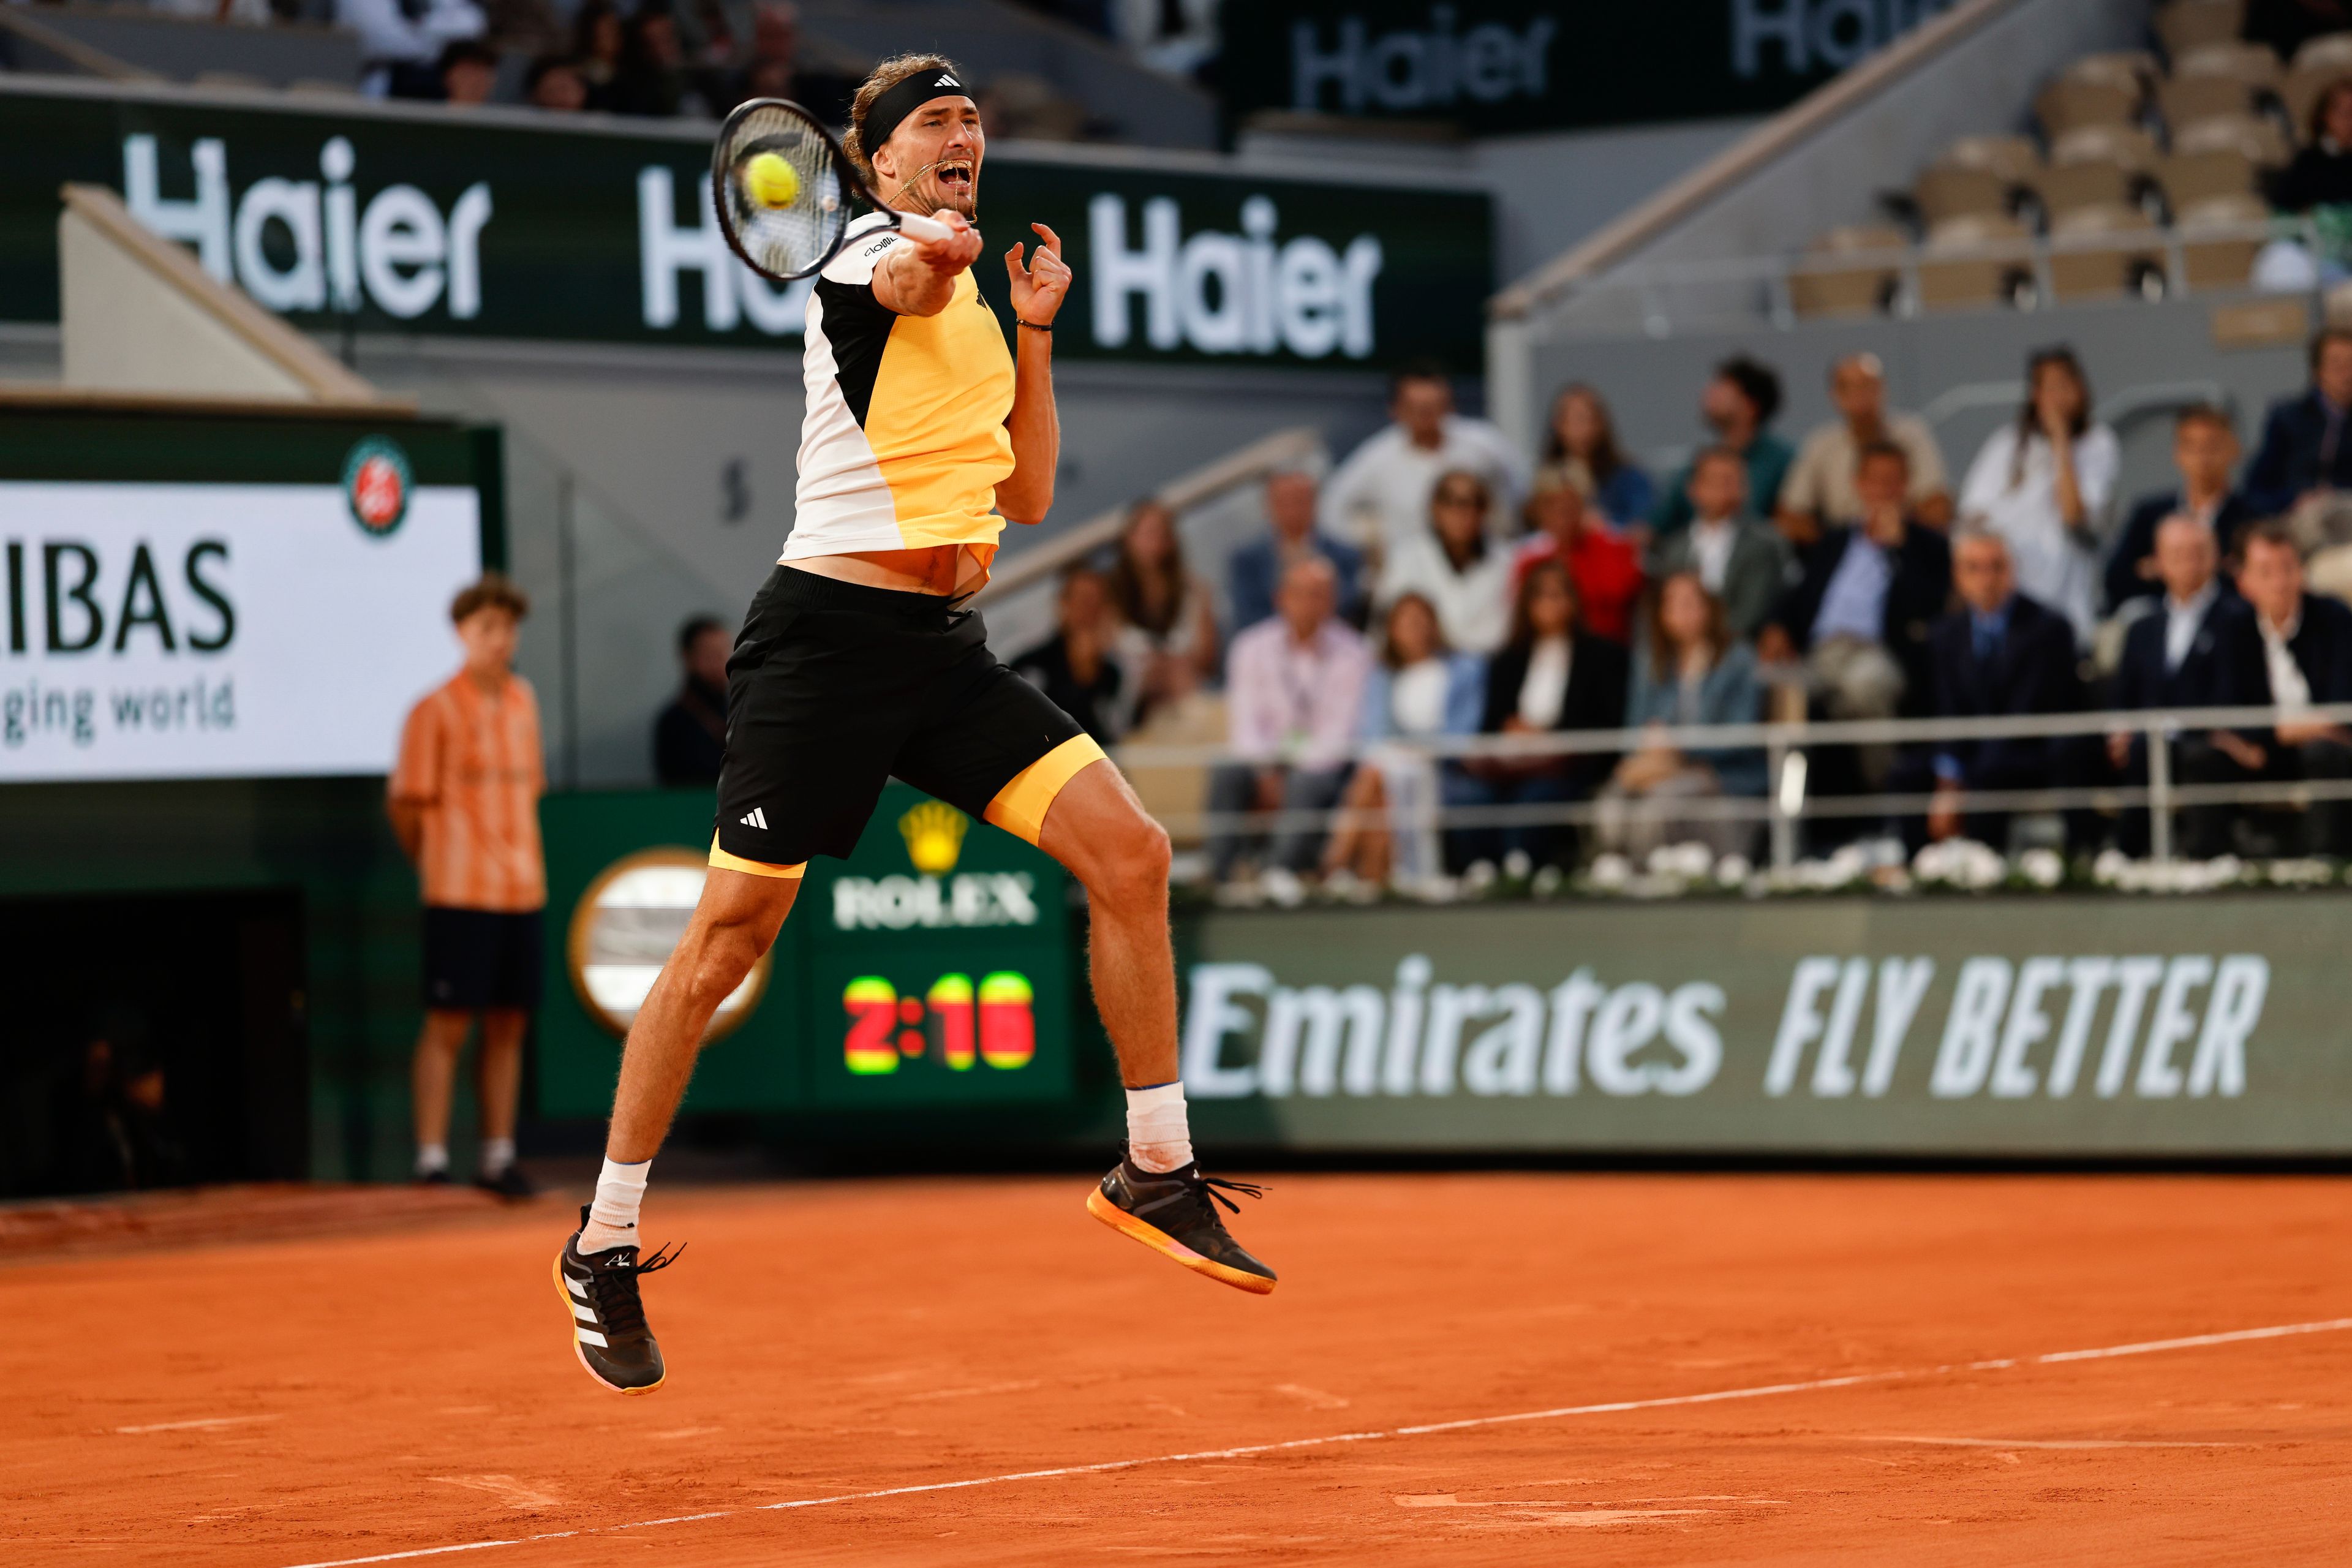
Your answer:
[415,1143,448,1177]
[1125,1082,1193,1174]
[480,1137,516,1176]
[579,1157,650,1252]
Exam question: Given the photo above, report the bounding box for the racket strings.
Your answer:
[717,105,846,280]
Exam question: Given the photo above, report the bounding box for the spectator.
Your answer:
[1510,472,1645,645]
[526,55,590,111]
[2243,328,2352,518]
[1957,346,2117,646]
[1228,470,1364,634]
[340,0,487,99]
[46,1013,182,1196]
[1777,352,1952,543]
[611,7,703,118]
[481,0,565,55]
[1761,441,1954,779]
[2106,518,2265,858]
[1540,382,1654,528]
[1446,559,1629,871]
[1105,499,1218,720]
[1320,360,1528,561]
[2277,77,2352,211]
[1893,529,2082,849]
[1596,571,1766,860]
[1014,565,1129,744]
[2234,520,2352,854]
[1319,593,1484,887]
[1648,447,1791,642]
[1652,356,1793,537]
[2106,405,2257,615]
[1378,469,1514,655]
[652,614,729,786]
[438,39,500,105]
[1207,557,1371,882]
[571,0,624,109]
[726,2,859,123]
[387,574,544,1199]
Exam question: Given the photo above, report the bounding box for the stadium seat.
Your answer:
[2172,40,2283,93]
[2291,32,2352,77]
[2156,0,2247,61]
[2034,160,2132,221]
[2035,77,2143,138]
[1940,134,2044,186]
[2157,72,2253,130]
[2283,62,2352,135]
[2065,50,2160,92]
[1917,213,2034,312]
[2159,146,2262,206]
[2172,111,2293,165]
[2051,123,2162,175]
[1789,225,1907,319]
[1913,164,2011,225]
[2176,192,2271,288]
[2047,205,2165,300]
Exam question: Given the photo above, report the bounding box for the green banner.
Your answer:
[537,784,1075,1120]
[1177,894,2352,1156]
[0,83,1490,371]
[1215,0,1956,136]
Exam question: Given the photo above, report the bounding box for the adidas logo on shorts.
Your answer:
[739,807,769,830]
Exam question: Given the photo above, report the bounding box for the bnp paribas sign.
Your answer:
[0,83,1490,369]
[1177,897,2352,1157]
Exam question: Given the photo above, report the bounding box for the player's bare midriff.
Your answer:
[793,543,992,597]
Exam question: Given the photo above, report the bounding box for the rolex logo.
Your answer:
[898,801,969,875]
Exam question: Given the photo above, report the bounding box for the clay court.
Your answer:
[9,1170,2350,1566]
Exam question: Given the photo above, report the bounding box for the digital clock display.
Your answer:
[842,971,1037,1076]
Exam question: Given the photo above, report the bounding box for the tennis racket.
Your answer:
[712,98,954,284]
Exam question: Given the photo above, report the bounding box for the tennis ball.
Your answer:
[744,151,799,210]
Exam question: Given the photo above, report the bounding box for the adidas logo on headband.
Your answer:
[935,73,960,88]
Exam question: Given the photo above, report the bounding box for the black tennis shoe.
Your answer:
[553,1205,681,1394]
[1087,1155,1277,1295]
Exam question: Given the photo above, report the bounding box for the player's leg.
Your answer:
[408,1008,471,1183]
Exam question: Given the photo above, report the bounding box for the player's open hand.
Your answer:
[911,209,981,274]
[1006,224,1071,328]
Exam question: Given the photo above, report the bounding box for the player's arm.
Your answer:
[997,224,1071,527]
[870,210,980,317]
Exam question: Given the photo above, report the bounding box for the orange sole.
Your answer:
[551,1251,665,1395]
[1086,1188,1278,1295]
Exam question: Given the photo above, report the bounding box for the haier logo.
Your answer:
[1732,0,1956,78]
[1290,6,1557,114]
[1088,194,1383,360]
[123,135,490,320]
[637,166,811,336]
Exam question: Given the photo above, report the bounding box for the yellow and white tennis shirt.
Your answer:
[785,213,1017,570]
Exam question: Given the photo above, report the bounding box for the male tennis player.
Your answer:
[554,55,1275,1395]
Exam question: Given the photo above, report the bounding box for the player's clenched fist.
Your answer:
[910,209,982,274]
[1007,224,1070,328]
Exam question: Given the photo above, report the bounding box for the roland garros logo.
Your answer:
[343,435,412,537]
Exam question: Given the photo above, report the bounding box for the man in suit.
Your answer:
[1227,469,1365,633]
[2105,516,2264,858]
[2233,520,2352,854]
[2242,328,2352,518]
[1649,446,1789,643]
[2105,404,2259,614]
[1890,528,2081,850]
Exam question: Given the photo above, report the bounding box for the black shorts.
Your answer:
[422,906,544,1011]
[711,565,1103,873]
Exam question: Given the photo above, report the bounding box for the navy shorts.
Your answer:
[422,906,544,1011]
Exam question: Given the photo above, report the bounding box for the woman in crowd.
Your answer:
[1105,498,1220,723]
[1378,469,1513,655]
[2277,77,2352,213]
[1956,347,2117,644]
[1595,570,1766,861]
[1321,593,1484,886]
[1542,383,1654,529]
[1444,559,1628,872]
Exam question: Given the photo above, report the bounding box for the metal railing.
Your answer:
[1113,699,2352,869]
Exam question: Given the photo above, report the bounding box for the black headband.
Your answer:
[861,68,974,167]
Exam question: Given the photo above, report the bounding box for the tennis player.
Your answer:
[555,55,1275,1395]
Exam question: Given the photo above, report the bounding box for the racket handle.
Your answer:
[897,211,954,243]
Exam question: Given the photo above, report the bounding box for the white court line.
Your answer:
[1858,1436,2252,1450]
[274,1314,2352,1568]
[115,1414,281,1434]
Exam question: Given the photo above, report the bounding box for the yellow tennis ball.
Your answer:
[744,151,799,209]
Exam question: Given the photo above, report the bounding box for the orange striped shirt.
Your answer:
[391,671,546,912]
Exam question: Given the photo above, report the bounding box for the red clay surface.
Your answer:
[7,1172,2351,1566]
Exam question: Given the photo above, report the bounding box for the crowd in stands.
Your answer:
[967,337,2352,891]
